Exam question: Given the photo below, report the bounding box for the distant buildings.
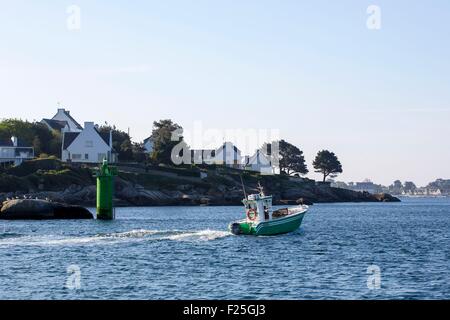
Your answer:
[331,179,450,197]
[332,180,384,194]
[0,136,34,166]
[413,188,442,196]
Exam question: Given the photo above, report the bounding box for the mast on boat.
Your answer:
[243,182,272,223]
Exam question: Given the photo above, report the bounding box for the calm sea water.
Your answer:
[0,198,449,300]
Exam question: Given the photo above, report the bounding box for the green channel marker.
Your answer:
[96,159,117,220]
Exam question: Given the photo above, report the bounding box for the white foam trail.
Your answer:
[0,229,159,247]
[98,229,160,239]
[0,235,105,246]
[0,229,230,246]
[161,230,231,242]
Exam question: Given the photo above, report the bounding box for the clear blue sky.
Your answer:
[1,0,449,186]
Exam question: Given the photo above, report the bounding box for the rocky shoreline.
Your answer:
[0,159,400,209]
[0,180,400,208]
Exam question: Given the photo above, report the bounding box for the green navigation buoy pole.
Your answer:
[96,159,117,220]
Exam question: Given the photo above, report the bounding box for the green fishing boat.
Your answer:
[229,186,308,236]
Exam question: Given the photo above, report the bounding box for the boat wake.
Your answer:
[0,229,231,247]
[161,230,230,242]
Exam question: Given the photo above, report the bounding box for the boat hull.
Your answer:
[229,211,306,236]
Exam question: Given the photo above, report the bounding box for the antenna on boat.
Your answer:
[257,182,265,196]
[240,175,247,199]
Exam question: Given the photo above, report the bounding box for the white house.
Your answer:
[62,122,117,163]
[41,108,83,133]
[244,149,274,174]
[0,136,34,166]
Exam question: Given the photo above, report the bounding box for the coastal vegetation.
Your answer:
[275,140,309,176]
[97,124,146,162]
[150,119,184,165]
[313,150,343,182]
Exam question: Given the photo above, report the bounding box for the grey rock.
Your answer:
[0,199,93,220]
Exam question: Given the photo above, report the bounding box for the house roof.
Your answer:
[63,129,113,150]
[63,132,80,149]
[94,128,111,146]
[143,136,154,144]
[53,110,83,130]
[0,138,32,148]
[0,139,13,147]
[42,119,68,131]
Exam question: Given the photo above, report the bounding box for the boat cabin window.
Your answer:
[264,206,269,220]
[245,201,257,211]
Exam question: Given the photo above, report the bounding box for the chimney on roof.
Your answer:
[84,122,94,129]
[11,136,18,147]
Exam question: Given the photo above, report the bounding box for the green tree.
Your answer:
[132,142,147,163]
[263,140,308,175]
[98,124,133,162]
[0,119,59,157]
[32,123,55,155]
[403,181,417,194]
[427,179,450,193]
[119,140,133,161]
[313,150,343,182]
[389,180,403,194]
[32,136,42,155]
[48,131,62,158]
[151,119,184,165]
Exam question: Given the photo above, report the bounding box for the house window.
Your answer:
[85,140,94,148]
[85,154,89,160]
[72,154,82,160]
[98,153,106,161]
